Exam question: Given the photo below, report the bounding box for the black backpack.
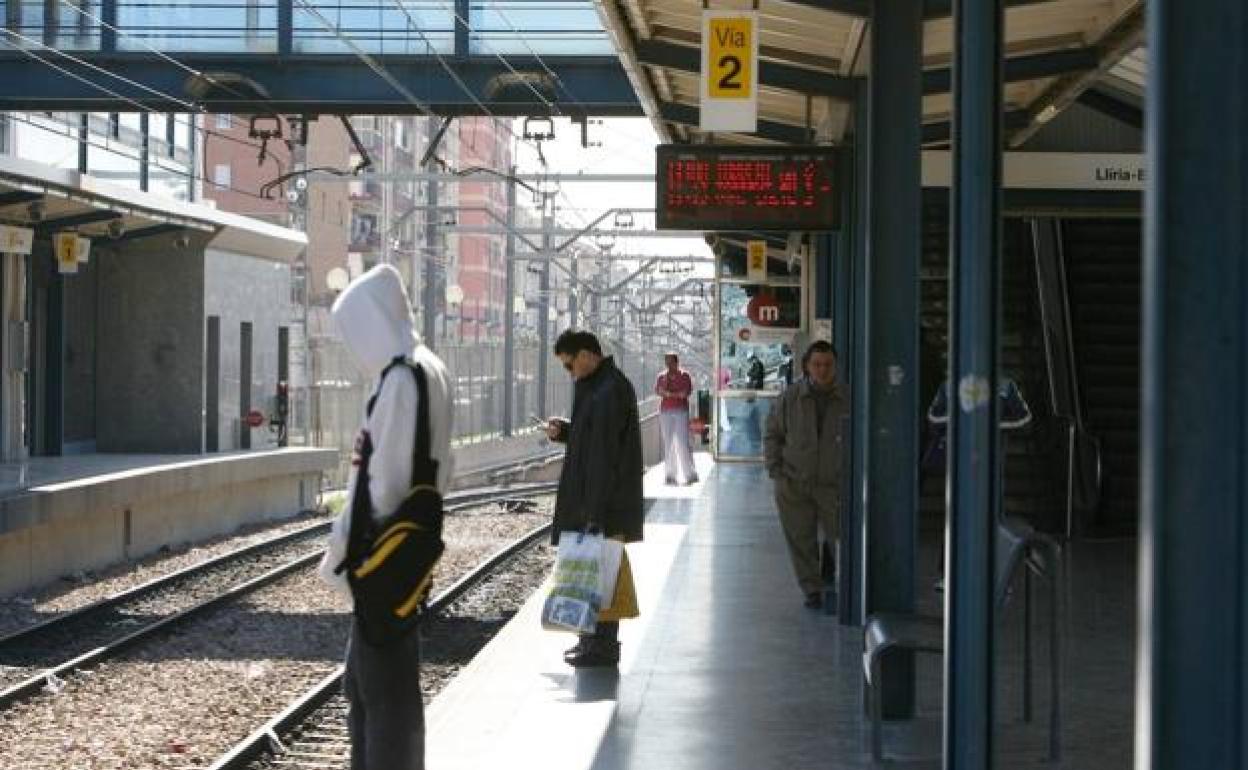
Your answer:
[335,357,445,646]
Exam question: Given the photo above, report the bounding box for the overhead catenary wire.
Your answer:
[421,0,562,119]
[483,1,658,160]
[55,0,261,104]
[375,0,548,160]
[10,13,283,159]
[1,111,271,201]
[0,32,286,197]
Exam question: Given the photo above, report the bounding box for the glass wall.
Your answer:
[714,245,806,460]
[469,0,613,55]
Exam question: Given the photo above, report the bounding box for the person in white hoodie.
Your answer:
[317,264,454,770]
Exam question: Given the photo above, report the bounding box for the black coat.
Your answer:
[551,356,644,545]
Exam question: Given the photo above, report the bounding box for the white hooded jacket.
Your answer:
[317,264,455,602]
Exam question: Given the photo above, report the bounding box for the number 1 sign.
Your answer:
[700,10,759,133]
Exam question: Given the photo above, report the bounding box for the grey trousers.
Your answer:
[773,478,840,595]
[343,620,425,770]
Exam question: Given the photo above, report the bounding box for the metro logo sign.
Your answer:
[747,294,784,326]
[700,10,758,132]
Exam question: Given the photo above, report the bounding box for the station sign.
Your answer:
[700,10,758,132]
[0,224,33,255]
[54,232,90,274]
[656,144,840,231]
[746,240,767,281]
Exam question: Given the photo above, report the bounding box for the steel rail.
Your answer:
[207,521,553,770]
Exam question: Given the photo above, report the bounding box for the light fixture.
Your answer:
[1035,104,1060,125]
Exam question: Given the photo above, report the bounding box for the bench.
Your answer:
[863,516,1062,762]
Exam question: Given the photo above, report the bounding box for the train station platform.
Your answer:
[427,454,1136,769]
[0,448,334,597]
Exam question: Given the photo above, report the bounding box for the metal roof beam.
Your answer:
[923,46,1101,94]
[0,54,641,115]
[36,209,122,230]
[658,101,812,144]
[634,39,859,100]
[922,109,1030,144]
[1075,87,1143,129]
[113,223,186,243]
[780,0,871,17]
[1008,6,1145,146]
[923,0,1055,20]
[0,191,43,207]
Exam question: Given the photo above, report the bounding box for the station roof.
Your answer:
[0,155,307,262]
[598,0,1145,147]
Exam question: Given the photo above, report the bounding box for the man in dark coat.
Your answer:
[543,329,644,668]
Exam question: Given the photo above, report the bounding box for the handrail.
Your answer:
[1051,220,1086,427]
[1030,218,1101,536]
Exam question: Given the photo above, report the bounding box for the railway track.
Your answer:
[208,522,554,770]
[0,480,556,712]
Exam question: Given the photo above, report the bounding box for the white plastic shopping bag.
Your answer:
[541,532,624,634]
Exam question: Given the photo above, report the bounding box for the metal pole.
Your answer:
[537,196,551,419]
[866,0,922,719]
[423,120,439,349]
[833,130,858,625]
[503,171,516,435]
[944,0,1003,765]
[849,80,871,630]
[1137,1,1248,767]
[569,254,579,329]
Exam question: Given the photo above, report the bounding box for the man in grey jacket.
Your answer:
[763,341,849,609]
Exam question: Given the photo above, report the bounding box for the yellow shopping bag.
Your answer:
[597,550,639,622]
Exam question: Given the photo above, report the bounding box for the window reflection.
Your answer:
[716,395,774,459]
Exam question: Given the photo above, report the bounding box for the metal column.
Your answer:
[43,273,63,456]
[1137,1,1248,768]
[569,256,579,329]
[944,0,1003,766]
[849,80,871,630]
[833,133,859,626]
[866,0,923,718]
[502,171,517,436]
[423,125,439,348]
[139,113,150,192]
[537,200,552,419]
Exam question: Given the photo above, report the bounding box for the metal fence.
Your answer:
[300,328,663,486]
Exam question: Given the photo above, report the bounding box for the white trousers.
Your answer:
[660,409,698,483]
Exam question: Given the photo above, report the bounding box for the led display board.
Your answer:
[656,144,840,231]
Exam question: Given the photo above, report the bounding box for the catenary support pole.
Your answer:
[503,170,517,436]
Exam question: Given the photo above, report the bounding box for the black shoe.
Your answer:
[804,592,823,610]
[563,638,588,662]
[567,639,620,668]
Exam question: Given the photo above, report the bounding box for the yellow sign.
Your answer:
[747,240,767,281]
[700,10,758,132]
[707,16,754,99]
[54,232,80,274]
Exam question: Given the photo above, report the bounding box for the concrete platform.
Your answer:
[0,448,334,597]
[425,457,1136,770]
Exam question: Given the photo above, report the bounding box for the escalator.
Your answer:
[1062,218,1142,535]
[917,205,1141,537]
[918,206,1059,528]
